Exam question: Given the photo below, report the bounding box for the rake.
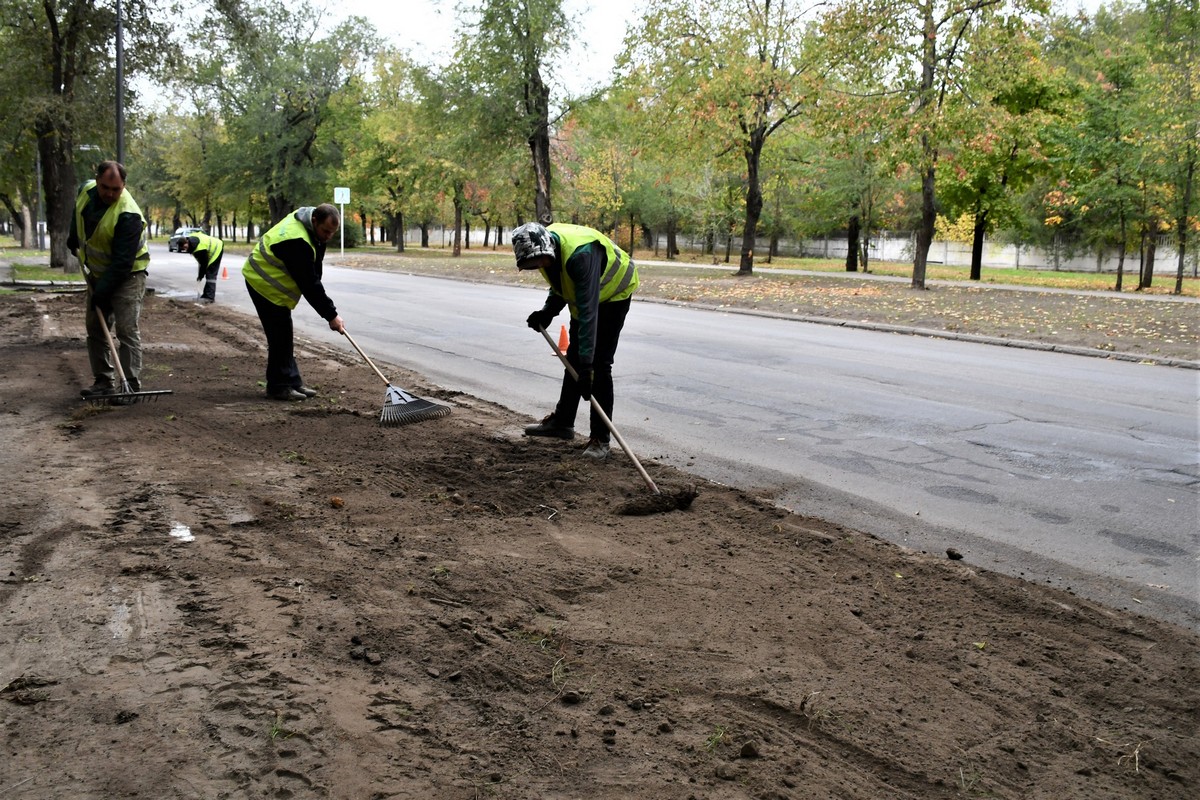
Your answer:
[341,329,451,426]
[84,311,173,406]
[535,326,697,514]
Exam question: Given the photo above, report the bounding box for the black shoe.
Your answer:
[524,414,575,439]
[269,388,307,402]
[80,383,114,399]
[297,385,318,398]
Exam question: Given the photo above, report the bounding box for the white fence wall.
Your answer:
[646,232,1195,275]
[316,222,1200,277]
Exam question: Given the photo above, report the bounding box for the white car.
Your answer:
[168,226,205,252]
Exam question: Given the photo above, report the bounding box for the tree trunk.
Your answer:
[452,183,464,257]
[419,223,429,248]
[35,121,76,271]
[846,214,860,272]
[970,205,988,281]
[1,194,30,248]
[1175,147,1194,295]
[737,130,765,275]
[666,220,678,259]
[911,4,938,291]
[913,157,935,290]
[1141,232,1156,289]
[527,63,553,225]
[1114,239,1126,291]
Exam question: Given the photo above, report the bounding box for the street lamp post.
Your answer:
[34,150,45,250]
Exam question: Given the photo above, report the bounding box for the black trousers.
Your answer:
[246,281,304,392]
[553,297,631,442]
[200,252,223,300]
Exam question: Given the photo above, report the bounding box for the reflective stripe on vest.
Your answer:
[241,215,314,309]
[74,180,150,274]
[545,223,638,313]
[192,231,224,262]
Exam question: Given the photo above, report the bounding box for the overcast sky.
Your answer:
[328,0,1114,95]
[326,0,641,95]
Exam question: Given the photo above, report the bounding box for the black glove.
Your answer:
[576,364,593,401]
[196,265,206,282]
[526,308,555,332]
[90,289,114,318]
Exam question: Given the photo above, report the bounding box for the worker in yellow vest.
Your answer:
[512,221,639,460]
[242,204,345,401]
[178,230,225,303]
[67,160,150,401]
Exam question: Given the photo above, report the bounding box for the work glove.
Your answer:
[90,291,114,318]
[196,265,206,282]
[576,364,593,401]
[526,308,555,332]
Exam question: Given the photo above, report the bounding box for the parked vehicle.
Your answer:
[168,226,205,252]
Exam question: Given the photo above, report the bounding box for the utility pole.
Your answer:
[116,0,125,165]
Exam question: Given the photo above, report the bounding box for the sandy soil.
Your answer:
[1,291,1197,799]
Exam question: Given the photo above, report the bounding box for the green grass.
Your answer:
[11,264,85,282]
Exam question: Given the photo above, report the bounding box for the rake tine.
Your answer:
[380,384,452,427]
[341,329,451,426]
[85,315,173,406]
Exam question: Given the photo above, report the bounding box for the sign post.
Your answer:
[333,187,350,256]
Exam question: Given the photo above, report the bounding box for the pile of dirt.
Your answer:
[1,291,1196,799]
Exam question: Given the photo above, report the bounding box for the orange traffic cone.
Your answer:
[557,325,569,354]
[220,265,229,280]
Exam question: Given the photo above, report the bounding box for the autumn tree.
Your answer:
[205,2,378,225]
[620,0,819,275]
[1142,0,1199,294]
[822,0,1049,288]
[936,25,1067,281]
[455,0,569,225]
[0,0,175,269]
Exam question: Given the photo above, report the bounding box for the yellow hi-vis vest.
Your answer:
[74,179,149,274]
[545,223,638,317]
[241,214,315,309]
[192,231,224,264]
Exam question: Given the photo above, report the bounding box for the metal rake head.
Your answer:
[85,388,174,407]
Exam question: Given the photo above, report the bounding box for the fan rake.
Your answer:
[341,329,451,426]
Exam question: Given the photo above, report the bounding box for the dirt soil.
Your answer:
[1,291,1197,800]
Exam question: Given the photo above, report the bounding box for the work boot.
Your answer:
[297,385,319,398]
[269,387,307,402]
[80,382,114,399]
[524,413,575,439]
[581,438,611,460]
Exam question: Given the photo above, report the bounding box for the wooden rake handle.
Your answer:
[538,327,660,495]
[341,329,391,388]
[98,310,130,388]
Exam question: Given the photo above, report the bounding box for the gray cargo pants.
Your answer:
[85,271,147,389]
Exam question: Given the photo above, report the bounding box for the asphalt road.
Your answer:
[148,246,1200,631]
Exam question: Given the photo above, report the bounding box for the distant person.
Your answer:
[177,230,225,303]
[242,204,345,401]
[67,160,150,401]
[511,221,639,459]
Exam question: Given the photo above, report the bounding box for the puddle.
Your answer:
[169,522,195,542]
